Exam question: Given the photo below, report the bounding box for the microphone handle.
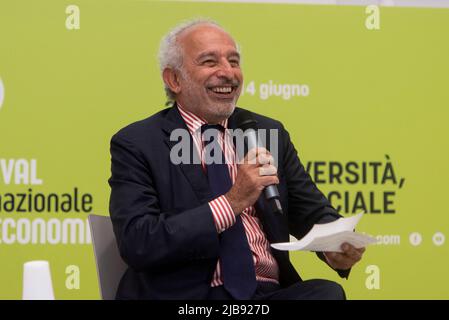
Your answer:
[264,185,280,200]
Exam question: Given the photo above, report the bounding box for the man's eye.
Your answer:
[229,60,240,67]
[202,60,216,66]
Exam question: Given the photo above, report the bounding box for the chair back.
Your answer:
[88,214,127,300]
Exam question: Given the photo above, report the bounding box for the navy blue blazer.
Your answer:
[108,105,345,300]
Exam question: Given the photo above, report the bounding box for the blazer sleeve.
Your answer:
[280,124,350,278]
[108,133,219,272]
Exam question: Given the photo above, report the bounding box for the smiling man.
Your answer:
[161,22,242,124]
[108,19,365,300]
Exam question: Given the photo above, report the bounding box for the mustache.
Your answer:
[206,79,240,87]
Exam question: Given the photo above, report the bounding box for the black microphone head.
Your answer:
[234,110,258,131]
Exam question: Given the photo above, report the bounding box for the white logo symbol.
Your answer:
[0,77,4,110]
[432,232,445,246]
[365,265,380,290]
[409,232,422,246]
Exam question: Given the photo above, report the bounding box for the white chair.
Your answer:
[88,214,128,300]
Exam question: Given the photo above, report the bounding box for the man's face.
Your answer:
[175,24,243,123]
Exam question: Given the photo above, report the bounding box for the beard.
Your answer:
[180,70,240,123]
[209,100,236,119]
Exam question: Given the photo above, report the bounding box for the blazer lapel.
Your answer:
[161,106,213,204]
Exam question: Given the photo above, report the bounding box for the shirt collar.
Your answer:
[177,103,228,135]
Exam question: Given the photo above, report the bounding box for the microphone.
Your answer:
[234,110,284,215]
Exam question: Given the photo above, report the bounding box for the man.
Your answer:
[108,19,365,300]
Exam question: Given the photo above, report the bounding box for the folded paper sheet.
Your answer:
[271,212,376,252]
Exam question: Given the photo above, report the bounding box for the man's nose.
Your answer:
[215,60,234,79]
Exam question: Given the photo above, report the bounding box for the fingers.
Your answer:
[243,147,263,163]
[241,147,273,165]
[324,243,366,270]
[324,252,353,270]
[259,164,277,176]
[324,252,346,265]
[259,175,279,187]
[341,243,365,262]
[257,152,274,166]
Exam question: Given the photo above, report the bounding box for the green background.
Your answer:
[0,0,448,299]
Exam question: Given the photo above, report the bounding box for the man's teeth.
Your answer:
[211,87,232,93]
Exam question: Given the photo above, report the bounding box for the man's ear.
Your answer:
[163,68,181,95]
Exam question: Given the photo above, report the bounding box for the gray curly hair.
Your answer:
[158,18,240,102]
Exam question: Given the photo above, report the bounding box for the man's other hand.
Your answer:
[323,243,365,270]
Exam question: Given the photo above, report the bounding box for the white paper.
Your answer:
[271,212,376,252]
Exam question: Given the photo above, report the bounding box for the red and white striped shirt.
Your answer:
[177,104,280,287]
